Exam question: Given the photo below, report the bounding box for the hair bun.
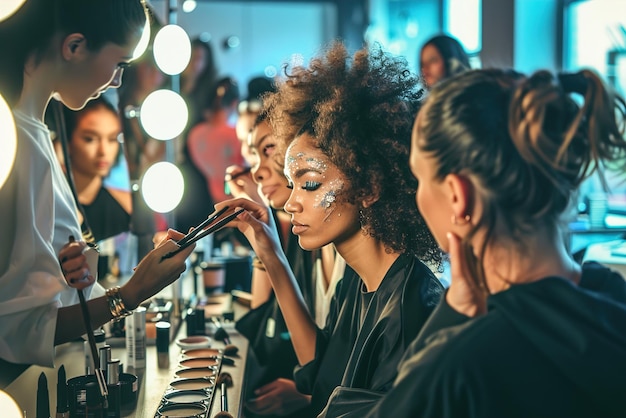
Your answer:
[558,72,588,96]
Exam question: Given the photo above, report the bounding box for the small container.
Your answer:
[156,321,171,369]
[168,377,214,392]
[162,389,209,405]
[155,402,207,417]
[125,307,146,369]
[99,345,111,380]
[106,359,121,418]
[201,261,225,295]
[119,372,138,407]
[85,381,105,418]
[85,328,106,374]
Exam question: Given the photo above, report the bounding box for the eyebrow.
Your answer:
[292,167,323,179]
[251,133,271,150]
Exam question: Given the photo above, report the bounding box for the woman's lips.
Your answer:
[291,220,308,235]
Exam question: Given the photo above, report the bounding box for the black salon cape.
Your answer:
[297,254,444,416]
[236,212,318,417]
[322,262,626,418]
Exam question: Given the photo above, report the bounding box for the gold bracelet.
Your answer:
[106,286,132,321]
[252,256,266,271]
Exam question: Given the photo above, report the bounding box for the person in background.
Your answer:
[227,75,277,204]
[419,33,470,89]
[181,37,218,129]
[0,0,194,375]
[324,69,626,417]
[187,76,245,204]
[219,41,444,416]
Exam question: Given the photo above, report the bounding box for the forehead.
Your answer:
[421,44,442,59]
[249,120,272,147]
[286,135,327,164]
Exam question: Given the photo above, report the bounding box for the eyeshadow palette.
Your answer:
[153,348,223,417]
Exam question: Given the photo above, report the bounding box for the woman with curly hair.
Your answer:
[323,68,626,417]
[217,41,444,415]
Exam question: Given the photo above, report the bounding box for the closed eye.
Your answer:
[303,181,321,191]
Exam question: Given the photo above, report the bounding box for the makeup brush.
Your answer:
[213,381,233,418]
[211,318,239,356]
[67,236,108,406]
[216,372,233,388]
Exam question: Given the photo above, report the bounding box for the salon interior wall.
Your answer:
[148,1,337,98]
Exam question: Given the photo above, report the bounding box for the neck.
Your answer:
[482,227,581,293]
[72,171,103,205]
[336,232,399,292]
[16,56,56,121]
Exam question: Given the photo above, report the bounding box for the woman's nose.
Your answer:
[107,67,124,89]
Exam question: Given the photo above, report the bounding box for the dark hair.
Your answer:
[416,68,626,289]
[266,41,442,266]
[202,76,240,113]
[238,76,276,116]
[420,34,470,79]
[0,0,148,106]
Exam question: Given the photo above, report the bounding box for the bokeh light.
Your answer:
[139,89,188,140]
[141,162,185,213]
[0,0,25,22]
[153,24,192,75]
[0,94,17,190]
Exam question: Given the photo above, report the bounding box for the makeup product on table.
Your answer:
[85,329,106,375]
[56,365,69,418]
[66,235,108,406]
[125,306,146,369]
[211,317,238,356]
[213,381,233,418]
[156,321,171,369]
[85,382,105,418]
[37,372,51,418]
[105,359,121,418]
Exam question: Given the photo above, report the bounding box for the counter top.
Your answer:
[5,299,249,417]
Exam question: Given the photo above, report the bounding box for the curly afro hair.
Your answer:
[265,41,442,268]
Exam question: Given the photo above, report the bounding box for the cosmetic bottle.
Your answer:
[156,321,170,369]
[125,307,146,369]
[105,359,121,418]
[99,345,111,381]
[85,328,106,374]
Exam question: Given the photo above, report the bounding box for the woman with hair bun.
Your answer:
[324,68,626,417]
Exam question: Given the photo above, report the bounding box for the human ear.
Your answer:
[443,173,474,222]
[361,183,381,209]
[62,33,87,61]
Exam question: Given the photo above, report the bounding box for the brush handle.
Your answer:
[221,382,228,412]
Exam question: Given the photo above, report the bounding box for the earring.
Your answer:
[451,214,471,225]
[359,209,367,232]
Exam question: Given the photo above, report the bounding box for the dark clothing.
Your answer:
[299,254,443,416]
[82,187,130,242]
[236,210,318,418]
[323,262,626,418]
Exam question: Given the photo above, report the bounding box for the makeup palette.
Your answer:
[153,348,225,417]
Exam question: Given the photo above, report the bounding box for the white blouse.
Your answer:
[0,110,103,367]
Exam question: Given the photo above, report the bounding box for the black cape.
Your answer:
[322,262,626,418]
[298,254,443,416]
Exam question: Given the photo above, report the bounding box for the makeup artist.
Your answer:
[0,0,194,378]
[219,41,444,416]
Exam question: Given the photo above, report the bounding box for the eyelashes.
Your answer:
[285,181,322,191]
[303,181,321,191]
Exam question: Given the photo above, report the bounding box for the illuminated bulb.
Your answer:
[139,89,188,140]
[133,18,151,61]
[141,162,185,213]
[153,25,192,75]
[182,0,197,13]
[0,390,22,417]
[0,94,17,190]
[0,0,25,22]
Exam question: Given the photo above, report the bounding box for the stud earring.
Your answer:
[451,214,471,225]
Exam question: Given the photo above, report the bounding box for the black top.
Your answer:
[322,262,626,418]
[82,187,130,242]
[296,254,443,416]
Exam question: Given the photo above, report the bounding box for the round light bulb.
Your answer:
[141,162,185,213]
[182,0,197,13]
[139,89,188,140]
[0,0,26,22]
[0,390,23,417]
[0,94,17,190]
[153,24,192,75]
